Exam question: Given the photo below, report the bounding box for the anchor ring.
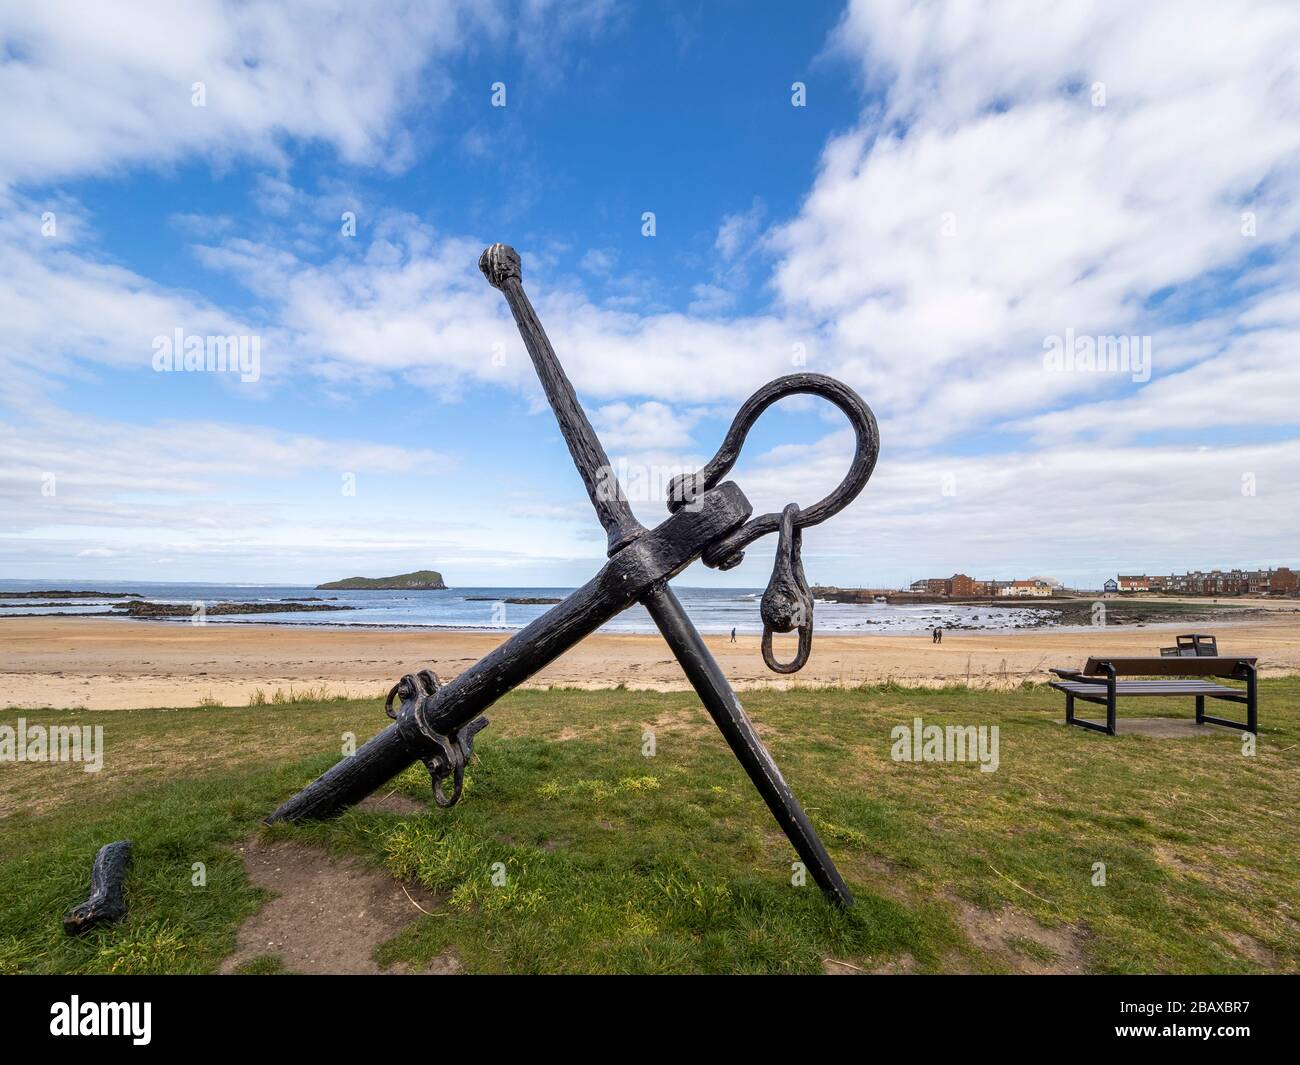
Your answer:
[664,373,879,569]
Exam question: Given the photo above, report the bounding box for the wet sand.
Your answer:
[2,613,1298,710]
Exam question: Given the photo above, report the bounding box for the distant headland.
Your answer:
[316,570,447,591]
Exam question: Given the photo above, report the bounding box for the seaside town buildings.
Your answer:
[1001,579,1054,597]
[1115,568,1297,596]
[906,574,1055,597]
[901,567,1298,598]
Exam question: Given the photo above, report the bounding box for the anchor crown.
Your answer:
[479,242,521,288]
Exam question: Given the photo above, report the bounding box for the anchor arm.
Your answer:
[642,583,853,906]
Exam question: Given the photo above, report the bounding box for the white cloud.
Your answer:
[592,400,705,451]
[771,0,1300,446]
[0,404,540,582]
[186,219,820,406]
[0,197,268,404]
[0,409,451,533]
[579,248,616,275]
[0,0,501,191]
[715,198,765,262]
[1014,303,1300,443]
[686,283,737,316]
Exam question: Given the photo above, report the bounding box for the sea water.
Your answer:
[0,580,1058,635]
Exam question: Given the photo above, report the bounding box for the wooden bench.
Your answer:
[1049,656,1257,736]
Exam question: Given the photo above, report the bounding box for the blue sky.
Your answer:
[2,0,1299,588]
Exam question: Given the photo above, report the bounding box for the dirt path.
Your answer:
[220,838,456,975]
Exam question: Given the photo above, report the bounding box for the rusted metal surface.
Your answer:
[64,840,132,935]
[268,244,881,907]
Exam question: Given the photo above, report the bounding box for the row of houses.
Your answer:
[907,574,1056,598]
[898,566,1299,598]
[1106,568,1298,596]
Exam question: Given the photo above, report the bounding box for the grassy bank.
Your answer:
[1,679,1296,974]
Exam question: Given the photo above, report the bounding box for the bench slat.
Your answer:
[1052,680,1242,696]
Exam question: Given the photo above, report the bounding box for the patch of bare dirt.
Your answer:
[1121,718,1240,738]
[948,897,1089,974]
[1153,844,1200,875]
[640,708,712,737]
[357,791,427,814]
[823,954,917,975]
[1220,930,1276,968]
[1054,717,1229,738]
[220,837,456,975]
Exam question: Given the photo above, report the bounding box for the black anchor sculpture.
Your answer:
[268,244,880,907]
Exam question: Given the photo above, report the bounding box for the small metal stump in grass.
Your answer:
[64,840,132,935]
[268,244,882,908]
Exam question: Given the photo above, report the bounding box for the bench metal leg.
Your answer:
[1060,690,1112,734]
[1106,688,1117,735]
[1247,667,1258,734]
[1196,697,1257,734]
[1198,666,1258,735]
[1199,710,1254,732]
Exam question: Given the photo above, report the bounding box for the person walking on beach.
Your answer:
[932,626,943,644]
[730,627,737,643]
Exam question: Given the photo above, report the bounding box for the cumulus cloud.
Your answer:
[772,0,1300,446]
[0,202,266,404]
[0,0,501,191]
[186,219,819,405]
[0,409,452,530]
[0,406,483,582]
[592,401,706,451]
[715,198,766,262]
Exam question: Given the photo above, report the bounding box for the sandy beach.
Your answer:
[3,612,1299,710]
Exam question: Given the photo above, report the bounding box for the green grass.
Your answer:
[2,679,1297,974]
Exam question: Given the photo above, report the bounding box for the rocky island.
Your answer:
[316,570,447,591]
